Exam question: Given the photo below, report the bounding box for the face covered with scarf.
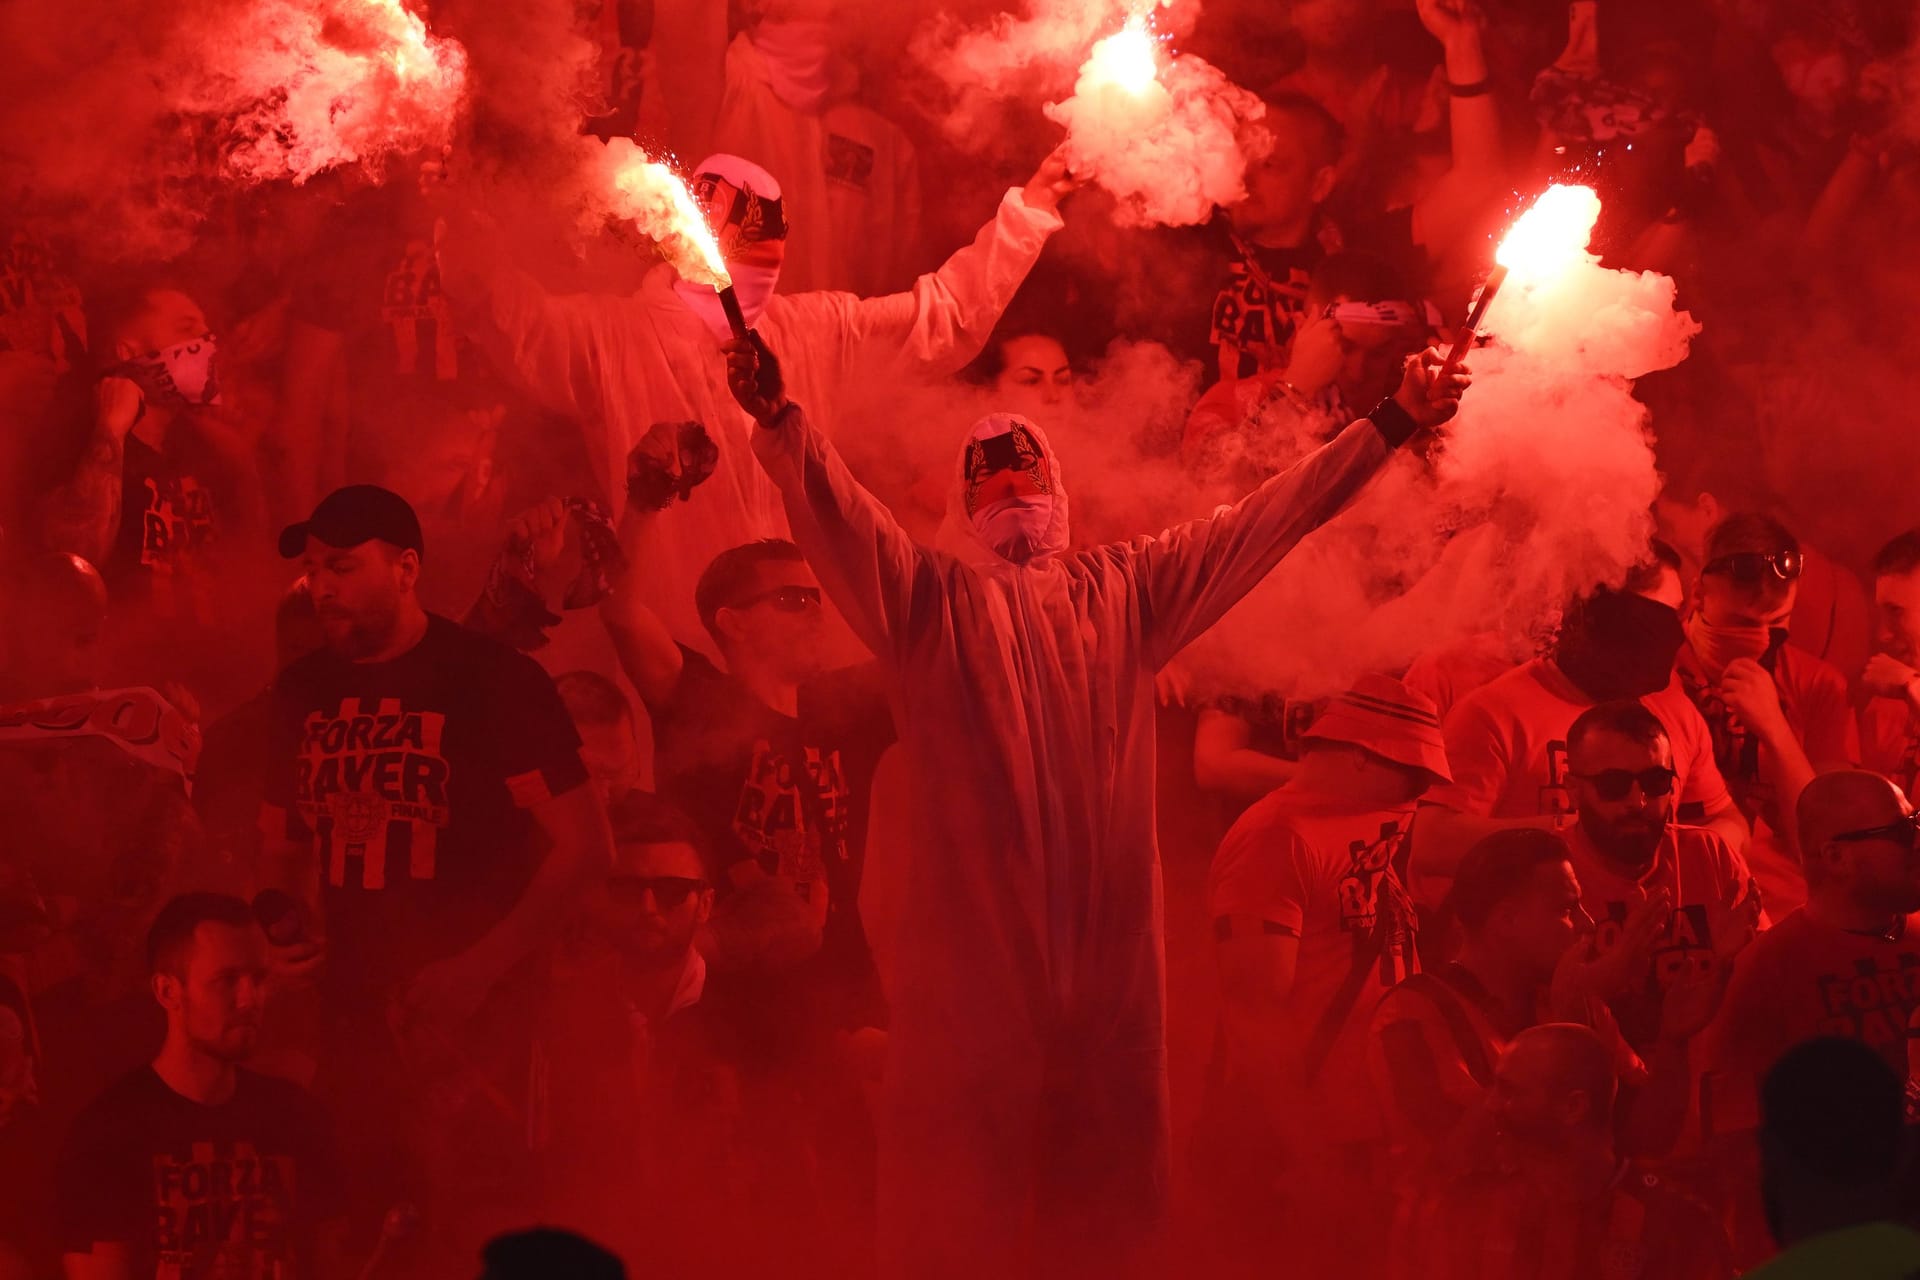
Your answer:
[673,155,790,342]
[940,414,1069,566]
[108,287,220,408]
[1687,548,1798,679]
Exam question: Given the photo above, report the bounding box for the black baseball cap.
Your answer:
[278,485,425,559]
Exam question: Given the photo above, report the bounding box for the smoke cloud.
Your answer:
[912,0,1268,227]
[1182,190,1698,698]
[0,0,467,261]
[1044,22,1269,226]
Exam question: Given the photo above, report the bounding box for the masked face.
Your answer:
[673,156,788,341]
[962,419,1065,564]
[112,289,220,408]
[972,497,1055,563]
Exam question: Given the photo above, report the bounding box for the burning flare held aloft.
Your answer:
[1443,183,1603,375]
[202,0,468,184]
[1044,7,1267,227]
[591,139,732,290]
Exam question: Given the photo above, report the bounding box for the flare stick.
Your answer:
[1440,264,1507,380]
[717,285,751,343]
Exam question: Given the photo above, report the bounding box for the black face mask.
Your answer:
[1554,589,1687,701]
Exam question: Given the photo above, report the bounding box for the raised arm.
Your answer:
[769,149,1075,385]
[39,378,140,567]
[1134,349,1468,668]
[725,338,930,663]
[1411,0,1506,253]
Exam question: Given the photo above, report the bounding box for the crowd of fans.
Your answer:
[1,0,1918,1275]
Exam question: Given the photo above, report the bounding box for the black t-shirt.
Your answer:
[654,648,894,1022]
[655,647,849,900]
[108,433,216,584]
[265,615,588,1006]
[54,1067,344,1278]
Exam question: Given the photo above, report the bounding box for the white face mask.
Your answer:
[122,334,220,407]
[971,495,1056,564]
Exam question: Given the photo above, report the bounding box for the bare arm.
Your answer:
[1194,708,1298,798]
[1411,0,1506,252]
[600,520,686,714]
[39,379,140,566]
[1694,791,1752,855]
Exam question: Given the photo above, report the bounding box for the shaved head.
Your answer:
[1797,771,1908,869]
[1796,770,1920,914]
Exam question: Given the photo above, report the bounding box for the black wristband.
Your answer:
[1367,396,1420,448]
[1447,77,1493,97]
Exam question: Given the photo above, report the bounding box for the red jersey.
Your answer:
[1207,790,1419,1140]
[1427,660,1731,826]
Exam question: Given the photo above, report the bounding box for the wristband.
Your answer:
[1447,77,1493,97]
[1367,396,1420,448]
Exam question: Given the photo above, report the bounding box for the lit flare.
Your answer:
[1084,14,1161,96]
[1440,183,1602,376]
[1494,183,1602,284]
[600,141,732,289]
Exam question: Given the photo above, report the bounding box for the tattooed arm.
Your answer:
[39,377,141,566]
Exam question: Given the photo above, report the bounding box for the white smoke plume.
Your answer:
[1044,20,1269,226]
[0,0,467,260]
[1182,186,1699,698]
[914,0,1267,227]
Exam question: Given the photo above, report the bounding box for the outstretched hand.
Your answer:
[1020,143,1084,214]
[1392,346,1471,429]
[722,336,790,426]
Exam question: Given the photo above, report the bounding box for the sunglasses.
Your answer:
[731,585,822,613]
[1572,766,1678,801]
[1703,550,1803,583]
[1830,809,1920,849]
[607,876,708,909]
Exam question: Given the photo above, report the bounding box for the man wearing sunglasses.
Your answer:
[533,794,734,1271]
[1703,770,1920,1261]
[1562,701,1762,1058]
[1676,514,1859,918]
[1417,581,1751,900]
[1860,530,1920,803]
